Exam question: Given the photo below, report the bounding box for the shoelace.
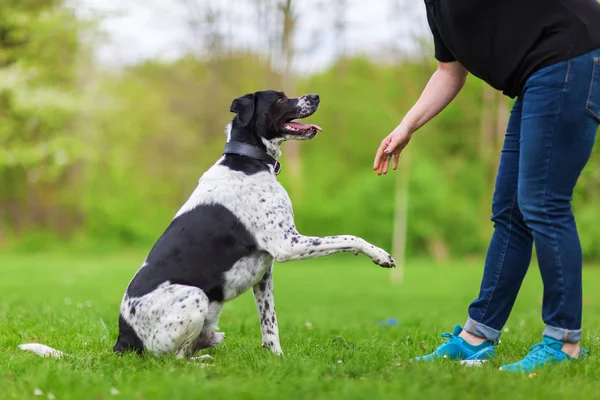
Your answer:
[520,343,557,365]
[438,332,460,347]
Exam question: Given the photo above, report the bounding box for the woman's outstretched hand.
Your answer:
[373,127,412,175]
[372,62,468,175]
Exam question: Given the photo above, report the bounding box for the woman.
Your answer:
[374,0,600,372]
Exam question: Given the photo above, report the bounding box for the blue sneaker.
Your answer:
[500,336,589,373]
[412,325,495,365]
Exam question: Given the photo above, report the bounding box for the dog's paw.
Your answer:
[195,331,226,350]
[368,247,396,268]
[262,342,283,356]
[271,348,284,356]
[189,354,214,362]
[212,332,226,346]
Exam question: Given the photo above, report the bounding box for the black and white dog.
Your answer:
[20,90,395,360]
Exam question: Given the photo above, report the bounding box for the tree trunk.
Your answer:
[278,0,303,202]
[480,86,509,239]
[391,150,410,284]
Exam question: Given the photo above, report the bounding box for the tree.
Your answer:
[277,0,304,201]
[388,0,417,284]
[0,0,83,239]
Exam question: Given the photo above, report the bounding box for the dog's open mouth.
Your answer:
[282,120,323,137]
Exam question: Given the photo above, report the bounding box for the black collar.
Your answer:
[223,141,281,175]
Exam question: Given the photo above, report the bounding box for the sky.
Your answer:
[73,0,430,74]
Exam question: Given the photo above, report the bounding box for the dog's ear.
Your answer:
[230,93,256,127]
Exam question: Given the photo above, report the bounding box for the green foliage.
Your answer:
[0,0,81,167]
[0,0,84,238]
[2,4,600,262]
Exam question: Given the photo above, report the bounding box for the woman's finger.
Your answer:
[378,154,388,175]
[373,138,390,170]
[382,154,392,174]
[393,153,400,170]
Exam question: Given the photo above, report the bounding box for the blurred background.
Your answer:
[2,0,600,267]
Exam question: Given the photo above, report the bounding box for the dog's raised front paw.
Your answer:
[368,247,396,268]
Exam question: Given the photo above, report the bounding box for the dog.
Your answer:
[20,90,395,360]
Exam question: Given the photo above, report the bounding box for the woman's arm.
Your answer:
[373,61,468,175]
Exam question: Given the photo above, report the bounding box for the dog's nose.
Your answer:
[307,94,320,102]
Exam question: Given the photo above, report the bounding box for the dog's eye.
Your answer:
[276,97,286,103]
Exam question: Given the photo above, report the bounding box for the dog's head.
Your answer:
[229,90,322,146]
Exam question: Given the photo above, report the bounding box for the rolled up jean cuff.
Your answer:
[464,318,501,344]
[543,325,582,343]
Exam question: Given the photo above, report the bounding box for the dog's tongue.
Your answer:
[286,121,323,131]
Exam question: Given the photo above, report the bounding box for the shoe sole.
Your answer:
[460,359,488,367]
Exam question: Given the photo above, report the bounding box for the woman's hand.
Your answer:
[373,127,412,175]
[371,61,468,176]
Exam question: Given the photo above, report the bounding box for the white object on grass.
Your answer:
[188,354,214,362]
[19,343,67,358]
[460,359,488,367]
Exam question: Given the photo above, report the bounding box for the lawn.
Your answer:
[1,251,599,400]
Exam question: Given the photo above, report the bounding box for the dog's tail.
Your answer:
[19,343,67,358]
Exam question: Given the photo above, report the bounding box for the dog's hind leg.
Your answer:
[252,264,282,355]
[129,284,210,358]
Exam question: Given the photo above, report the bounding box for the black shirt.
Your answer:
[425,0,600,98]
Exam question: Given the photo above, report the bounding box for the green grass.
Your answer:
[1,251,600,400]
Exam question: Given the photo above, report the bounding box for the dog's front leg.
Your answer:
[269,232,395,268]
[252,264,283,355]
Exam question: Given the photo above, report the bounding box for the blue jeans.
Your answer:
[465,49,600,344]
